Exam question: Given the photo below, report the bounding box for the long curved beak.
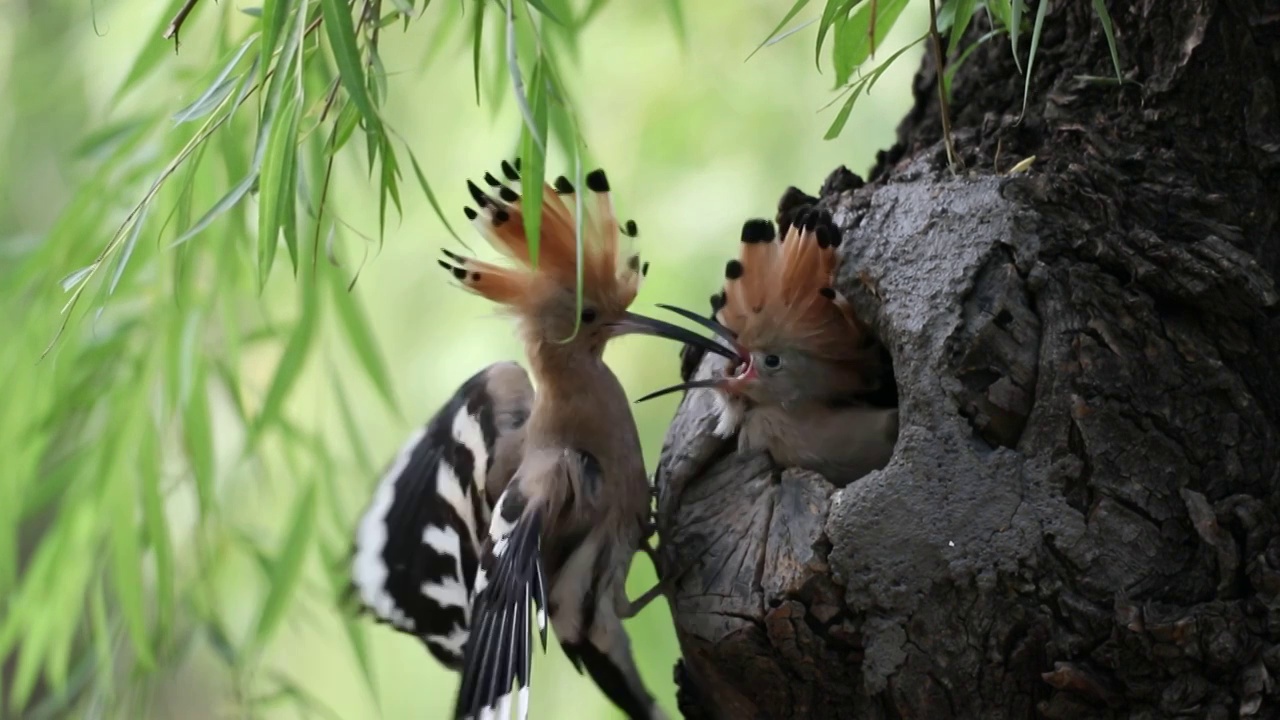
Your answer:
[609,310,741,362]
[633,378,723,403]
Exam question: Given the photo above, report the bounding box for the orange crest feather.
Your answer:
[715,212,868,361]
[437,163,646,313]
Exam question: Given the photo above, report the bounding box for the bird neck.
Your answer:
[525,342,635,450]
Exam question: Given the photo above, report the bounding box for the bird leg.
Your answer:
[619,535,696,619]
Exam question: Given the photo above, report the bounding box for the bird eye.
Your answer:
[580,308,597,324]
[763,354,781,369]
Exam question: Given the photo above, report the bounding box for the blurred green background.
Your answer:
[0,0,926,717]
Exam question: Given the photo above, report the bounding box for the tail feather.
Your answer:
[455,489,547,720]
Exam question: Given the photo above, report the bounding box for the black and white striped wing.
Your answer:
[349,361,532,669]
[453,451,583,720]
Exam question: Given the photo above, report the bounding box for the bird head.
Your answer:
[638,209,884,408]
[438,163,736,364]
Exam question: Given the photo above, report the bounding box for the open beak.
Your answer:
[609,310,742,363]
[627,304,758,404]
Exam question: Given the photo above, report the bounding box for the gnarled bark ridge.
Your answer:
[654,1,1280,717]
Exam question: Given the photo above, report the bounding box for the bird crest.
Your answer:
[437,162,647,317]
[714,211,870,363]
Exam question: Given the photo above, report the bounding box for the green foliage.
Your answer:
[1,0,682,716]
[2,0,1129,717]
[752,0,1125,140]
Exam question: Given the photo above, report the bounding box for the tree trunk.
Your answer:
[653,0,1280,717]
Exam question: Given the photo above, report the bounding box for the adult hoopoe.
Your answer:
[639,194,899,484]
[348,161,734,719]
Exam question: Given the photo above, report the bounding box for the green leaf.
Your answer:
[261,0,293,91]
[472,0,485,105]
[748,0,813,61]
[833,0,909,87]
[328,267,397,411]
[824,84,865,139]
[815,0,856,71]
[250,483,317,650]
[184,363,217,516]
[1020,0,1048,119]
[258,90,301,289]
[947,0,979,56]
[526,0,566,25]
[108,459,155,670]
[170,172,259,247]
[331,101,361,153]
[517,60,549,268]
[985,0,1011,27]
[322,0,382,133]
[1091,0,1123,82]
[407,148,461,243]
[139,424,174,642]
[1009,0,1024,73]
[173,35,259,124]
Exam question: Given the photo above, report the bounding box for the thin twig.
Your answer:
[927,0,961,173]
[163,0,204,45]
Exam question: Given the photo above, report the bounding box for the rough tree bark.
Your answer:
[653,0,1280,717]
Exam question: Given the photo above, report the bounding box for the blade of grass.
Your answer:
[1018,0,1048,120]
[1091,0,1123,82]
[1009,0,1024,73]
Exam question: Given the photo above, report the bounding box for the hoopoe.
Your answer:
[639,197,899,484]
[348,161,734,719]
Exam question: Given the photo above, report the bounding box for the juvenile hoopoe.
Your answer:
[640,201,899,484]
[348,161,734,719]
